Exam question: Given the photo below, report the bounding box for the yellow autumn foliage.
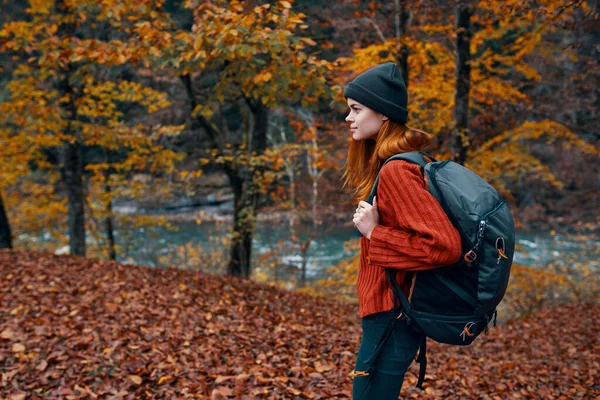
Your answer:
[0,0,186,253]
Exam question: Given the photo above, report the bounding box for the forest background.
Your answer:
[0,0,598,317]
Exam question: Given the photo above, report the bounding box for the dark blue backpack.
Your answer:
[363,152,515,389]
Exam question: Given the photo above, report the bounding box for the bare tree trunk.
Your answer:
[104,171,116,260]
[298,110,323,287]
[57,0,86,256]
[226,101,268,279]
[395,0,410,88]
[280,126,296,284]
[226,168,253,278]
[303,136,319,287]
[225,166,261,279]
[300,238,311,286]
[309,135,320,233]
[453,0,472,165]
[63,140,86,256]
[0,192,13,249]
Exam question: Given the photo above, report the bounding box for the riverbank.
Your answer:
[112,192,598,234]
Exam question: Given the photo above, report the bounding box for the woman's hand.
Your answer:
[353,196,379,240]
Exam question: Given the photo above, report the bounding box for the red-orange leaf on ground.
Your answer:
[10,343,24,353]
[0,250,598,399]
[128,374,143,385]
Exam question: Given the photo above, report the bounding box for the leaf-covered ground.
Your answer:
[1,250,598,399]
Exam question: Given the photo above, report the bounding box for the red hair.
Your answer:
[342,120,434,202]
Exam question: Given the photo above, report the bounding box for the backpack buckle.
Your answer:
[464,250,477,263]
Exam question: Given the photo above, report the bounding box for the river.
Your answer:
[112,219,599,280]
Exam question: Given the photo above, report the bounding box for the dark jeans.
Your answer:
[352,310,421,400]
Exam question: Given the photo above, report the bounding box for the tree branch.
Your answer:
[179,73,222,152]
[361,17,387,43]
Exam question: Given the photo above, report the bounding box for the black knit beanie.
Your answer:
[343,62,408,124]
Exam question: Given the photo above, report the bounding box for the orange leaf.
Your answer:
[1,329,14,339]
[12,343,25,353]
[215,375,233,384]
[36,360,48,372]
[314,361,332,373]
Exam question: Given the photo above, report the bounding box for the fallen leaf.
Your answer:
[211,387,233,399]
[36,360,48,371]
[314,361,333,373]
[1,329,14,340]
[215,375,233,384]
[12,343,25,353]
[128,374,142,385]
[287,387,302,396]
[235,373,250,382]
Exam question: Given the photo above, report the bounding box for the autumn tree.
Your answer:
[0,0,183,257]
[135,0,332,278]
[0,118,67,254]
[463,0,599,204]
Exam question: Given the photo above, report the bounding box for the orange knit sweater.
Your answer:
[357,160,462,318]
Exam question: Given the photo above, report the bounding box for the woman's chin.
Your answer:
[353,132,376,141]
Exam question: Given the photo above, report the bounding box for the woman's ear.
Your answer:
[382,115,389,121]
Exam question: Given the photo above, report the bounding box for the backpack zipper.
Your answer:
[464,202,506,264]
[473,220,487,253]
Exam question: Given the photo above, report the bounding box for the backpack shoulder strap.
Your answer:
[366,152,433,203]
[383,151,432,169]
[415,335,427,389]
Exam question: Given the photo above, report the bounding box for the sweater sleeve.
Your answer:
[368,161,462,271]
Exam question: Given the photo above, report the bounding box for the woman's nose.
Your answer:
[345,113,353,123]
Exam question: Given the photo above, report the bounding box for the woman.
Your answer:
[343,62,462,399]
